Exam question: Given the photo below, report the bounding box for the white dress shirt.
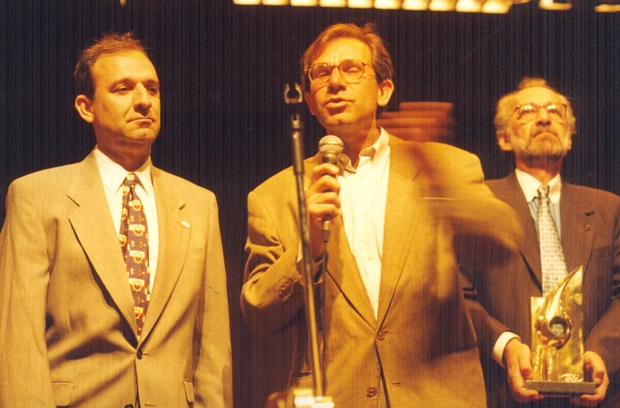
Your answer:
[338,130,390,317]
[515,168,562,236]
[94,147,159,291]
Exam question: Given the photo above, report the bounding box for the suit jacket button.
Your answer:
[376,331,385,341]
[137,350,143,360]
[366,386,378,397]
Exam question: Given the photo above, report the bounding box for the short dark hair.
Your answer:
[300,23,394,92]
[74,32,148,99]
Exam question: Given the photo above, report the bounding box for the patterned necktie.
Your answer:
[118,174,150,337]
[537,185,567,295]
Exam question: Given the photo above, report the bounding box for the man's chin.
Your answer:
[318,113,358,130]
[126,130,159,142]
[523,148,567,162]
[533,132,559,141]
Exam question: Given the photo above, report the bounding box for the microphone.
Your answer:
[318,135,344,242]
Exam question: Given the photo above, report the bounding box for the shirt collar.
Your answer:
[515,168,561,204]
[93,146,154,198]
[339,128,390,174]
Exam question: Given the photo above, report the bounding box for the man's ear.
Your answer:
[497,131,513,152]
[304,91,317,116]
[377,79,394,107]
[74,94,95,124]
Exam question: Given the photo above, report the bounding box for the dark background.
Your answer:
[1,1,619,407]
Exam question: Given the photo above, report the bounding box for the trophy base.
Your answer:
[525,380,597,396]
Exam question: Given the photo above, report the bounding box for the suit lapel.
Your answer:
[560,182,596,273]
[140,168,191,340]
[67,152,138,335]
[325,215,377,328]
[499,173,543,287]
[376,138,422,325]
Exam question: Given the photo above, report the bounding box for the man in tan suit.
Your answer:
[0,33,232,407]
[241,23,523,407]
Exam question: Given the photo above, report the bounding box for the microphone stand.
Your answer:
[284,83,334,408]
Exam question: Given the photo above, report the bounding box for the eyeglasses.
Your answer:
[513,103,568,122]
[306,59,370,86]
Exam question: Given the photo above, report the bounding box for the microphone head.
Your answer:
[319,135,344,156]
[319,135,344,165]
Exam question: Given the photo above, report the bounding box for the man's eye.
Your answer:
[342,64,361,74]
[315,68,330,78]
[521,106,535,113]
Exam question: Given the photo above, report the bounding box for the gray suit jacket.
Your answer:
[0,151,232,407]
[242,135,521,407]
[482,172,620,408]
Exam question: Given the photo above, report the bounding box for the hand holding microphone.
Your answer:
[317,135,343,243]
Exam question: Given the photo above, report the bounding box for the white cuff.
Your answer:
[493,331,520,367]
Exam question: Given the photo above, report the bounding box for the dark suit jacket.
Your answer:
[241,135,521,407]
[482,172,620,408]
[0,151,232,407]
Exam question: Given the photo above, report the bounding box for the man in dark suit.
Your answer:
[481,77,620,407]
[0,32,232,407]
[241,23,523,407]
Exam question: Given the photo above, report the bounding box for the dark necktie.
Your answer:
[537,185,567,295]
[118,174,150,337]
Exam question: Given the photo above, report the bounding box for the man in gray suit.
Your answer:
[0,32,232,407]
[481,77,619,407]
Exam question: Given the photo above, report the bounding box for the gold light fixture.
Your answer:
[481,0,514,12]
[428,0,458,11]
[538,0,572,10]
[319,0,347,5]
[374,0,402,8]
[455,0,483,12]
[349,0,375,6]
[291,0,319,5]
[402,0,430,9]
[595,2,620,10]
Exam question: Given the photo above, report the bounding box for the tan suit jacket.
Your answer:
[481,172,620,408]
[0,151,232,407]
[241,136,520,407]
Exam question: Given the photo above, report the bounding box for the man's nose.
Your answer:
[327,66,346,89]
[535,106,552,124]
[134,84,153,108]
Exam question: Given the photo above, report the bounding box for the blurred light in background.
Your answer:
[232,0,620,12]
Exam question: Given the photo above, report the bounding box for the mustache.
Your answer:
[531,125,559,138]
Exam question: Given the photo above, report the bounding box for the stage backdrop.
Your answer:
[1,1,619,407]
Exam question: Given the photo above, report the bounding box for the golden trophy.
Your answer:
[526,266,596,396]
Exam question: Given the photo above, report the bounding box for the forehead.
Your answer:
[514,87,562,105]
[91,51,158,85]
[313,37,371,64]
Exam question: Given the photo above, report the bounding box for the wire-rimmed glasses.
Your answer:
[513,103,568,122]
[306,59,370,86]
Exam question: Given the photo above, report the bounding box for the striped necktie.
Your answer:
[537,185,567,295]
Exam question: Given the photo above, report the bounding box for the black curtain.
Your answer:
[1,1,619,407]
